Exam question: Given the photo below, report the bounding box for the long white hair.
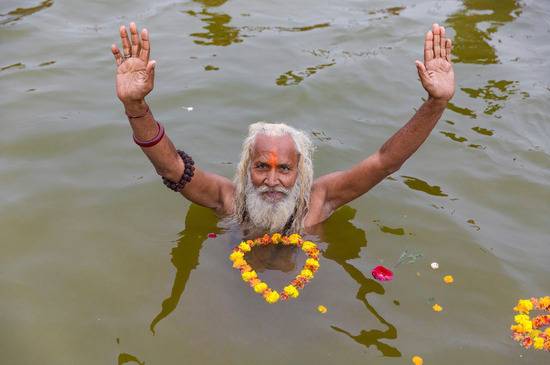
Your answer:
[233,122,314,233]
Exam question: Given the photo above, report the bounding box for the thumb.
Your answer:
[415,60,430,83]
[146,60,156,78]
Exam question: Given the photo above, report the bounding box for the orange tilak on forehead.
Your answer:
[267,151,278,167]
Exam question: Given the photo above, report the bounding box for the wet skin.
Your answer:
[249,134,299,203]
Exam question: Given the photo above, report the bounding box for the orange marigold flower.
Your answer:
[432,304,443,312]
[317,305,327,314]
[443,275,454,284]
[411,356,423,365]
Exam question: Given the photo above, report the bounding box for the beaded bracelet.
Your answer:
[162,150,195,192]
[133,121,165,148]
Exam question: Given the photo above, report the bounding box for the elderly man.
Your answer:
[111,22,454,234]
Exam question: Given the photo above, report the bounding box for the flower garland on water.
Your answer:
[229,233,320,304]
[510,296,550,351]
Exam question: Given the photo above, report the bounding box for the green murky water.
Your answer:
[1,1,549,364]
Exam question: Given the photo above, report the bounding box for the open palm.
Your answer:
[415,23,455,101]
[111,23,156,103]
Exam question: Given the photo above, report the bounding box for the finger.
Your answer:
[111,44,123,66]
[433,23,441,58]
[130,22,141,58]
[120,25,132,57]
[424,30,434,63]
[146,60,156,78]
[415,60,430,83]
[139,28,150,63]
[440,26,446,58]
[445,38,452,62]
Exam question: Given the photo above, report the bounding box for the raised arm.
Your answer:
[314,23,455,212]
[111,23,235,215]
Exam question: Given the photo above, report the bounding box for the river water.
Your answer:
[1,1,549,364]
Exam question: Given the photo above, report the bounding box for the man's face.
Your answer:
[249,134,300,202]
[245,133,300,232]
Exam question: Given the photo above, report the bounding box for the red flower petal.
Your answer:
[371,265,394,282]
[207,233,217,238]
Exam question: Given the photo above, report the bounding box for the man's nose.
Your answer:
[264,169,279,187]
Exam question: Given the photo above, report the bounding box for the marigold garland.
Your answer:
[510,296,550,351]
[229,233,320,304]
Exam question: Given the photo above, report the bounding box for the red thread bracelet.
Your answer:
[133,121,165,148]
[126,105,150,119]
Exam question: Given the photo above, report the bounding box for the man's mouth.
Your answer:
[261,191,286,202]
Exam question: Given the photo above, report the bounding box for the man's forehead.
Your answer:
[252,134,298,161]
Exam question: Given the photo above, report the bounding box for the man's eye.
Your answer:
[256,163,268,169]
[280,165,291,171]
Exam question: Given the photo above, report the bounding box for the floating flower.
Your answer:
[318,305,327,314]
[299,269,314,280]
[271,233,282,243]
[238,242,251,252]
[371,265,394,282]
[443,275,454,284]
[254,282,268,294]
[430,262,439,269]
[412,356,423,365]
[241,270,257,282]
[511,296,550,351]
[229,234,320,303]
[265,290,280,304]
[283,285,299,298]
[229,251,244,262]
[207,232,217,238]
[288,233,301,244]
[514,299,534,314]
[305,258,320,271]
[432,304,443,312]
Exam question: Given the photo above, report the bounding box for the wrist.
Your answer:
[123,99,148,116]
[427,96,449,108]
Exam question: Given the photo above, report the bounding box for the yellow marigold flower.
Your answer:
[533,336,544,350]
[288,233,301,244]
[411,356,423,365]
[229,251,244,262]
[232,258,246,269]
[515,314,530,324]
[306,258,320,269]
[301,241,317,252]
[545,328,550,336]
[317,305,327,313]
[539,296,550,308]
[300,269,314,280]
[514,299,533,314]
[283,285,299,298]
[241,270,257,282]
[432,304,443,312]
[529,330,541,338]
[265,291,280,304]
[254,282,268,293]
[238,242,251,252]
[271,233,282,243]
[443,275,454,284]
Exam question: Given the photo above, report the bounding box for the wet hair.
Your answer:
[233,122,314,233]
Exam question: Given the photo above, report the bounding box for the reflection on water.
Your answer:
[447,101,477,119]
[401,176,448,197]
[185,0,242,46]
[446,0,522,64]
[276,62,335,86]
[149,204,220,334]
[0,0,53,26]
[117,353,144,365]
[320,206,401,357]
[462,79,527,117]
[242,22,330,33]
[0,62,25,72]
[367,6,406,19]
[440,131,468,143]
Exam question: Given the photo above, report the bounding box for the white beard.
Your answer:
[245,175,299,233]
